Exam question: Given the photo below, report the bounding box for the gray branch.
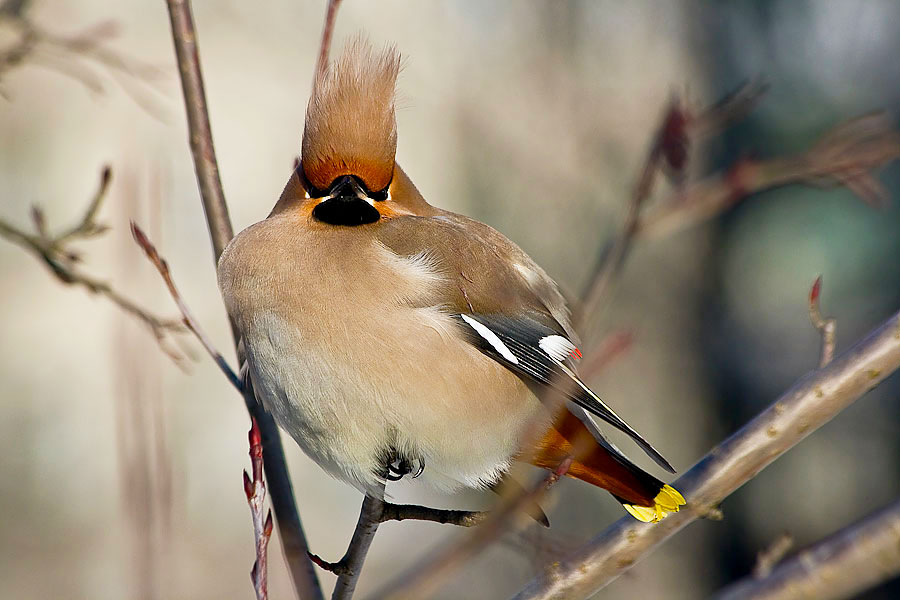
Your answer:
[712,498,900,600]
[513,307,900,600]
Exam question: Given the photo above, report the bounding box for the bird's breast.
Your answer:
[218,218,545,491]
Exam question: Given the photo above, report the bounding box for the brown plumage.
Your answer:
[301,36,400,192]
[218,37,684,522]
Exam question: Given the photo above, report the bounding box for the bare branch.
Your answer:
[579,81,768,333]
[315,0,342,82]
[752,533,794,579]
[512,307,900,600]
[0,166,189,366]
[809,276,837,368]
[713,499,900,600]
[163,2,322,598]
[380,503,489,527]
[331,482,385,600]
[164,0,233,260]
[244,419,274,600]
[638,114,900,240]
[0,11,168,116]
[308,494,488,597]
[130,222,242,391]
[378,457,573,599]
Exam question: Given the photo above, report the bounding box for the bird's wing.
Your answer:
[376,212,675,473]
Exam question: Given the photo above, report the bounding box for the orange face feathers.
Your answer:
[301,37,400,193]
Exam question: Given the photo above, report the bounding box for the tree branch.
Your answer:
[308,499,490,580]
[512,306,900,600]
[0,165,189,366]
[164,0,232,260]
[245,418,274,600]
[377,457,573,599]
[0,9,167,116]
[162,2,322,598]
[712,499,900,600]
[315,0,342,82]
[752,533,793,579]
[379,503,489,527]
[330,482,385,600]
[579,81,768,329]
[636,113,900,240]
[809,276,837,368]
[130,222,242,390]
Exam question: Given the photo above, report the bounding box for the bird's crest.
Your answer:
[301,36,400,193]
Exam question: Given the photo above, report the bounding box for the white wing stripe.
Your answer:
[460,314,519,365]
[538,334,577,362]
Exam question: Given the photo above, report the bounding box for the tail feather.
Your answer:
[529,410,686,522]
[620,485,686,523]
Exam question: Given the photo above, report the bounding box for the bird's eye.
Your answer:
[369,186,388,202]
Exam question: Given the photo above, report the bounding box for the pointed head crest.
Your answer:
[301,36,400,193]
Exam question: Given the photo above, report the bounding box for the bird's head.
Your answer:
[282,36,431,226]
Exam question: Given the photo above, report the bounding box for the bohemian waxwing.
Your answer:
[218,38,685,523]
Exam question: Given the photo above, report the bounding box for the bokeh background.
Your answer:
[2,1,899,598]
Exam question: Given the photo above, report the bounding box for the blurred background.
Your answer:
[1,1,899,598]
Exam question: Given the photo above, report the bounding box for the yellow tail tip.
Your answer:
[622,485,686,523]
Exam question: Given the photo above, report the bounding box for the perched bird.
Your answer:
[218,38,685,523]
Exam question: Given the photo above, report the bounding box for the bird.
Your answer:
[217,37,685,523]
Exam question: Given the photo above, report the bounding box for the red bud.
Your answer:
[810,275,822,305]
[243,470,253,500]
[264,511,274,538]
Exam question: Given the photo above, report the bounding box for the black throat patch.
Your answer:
[312,196,380,226]
[308,173,385,226]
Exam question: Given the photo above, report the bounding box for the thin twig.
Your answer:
[163,2,322,599]
[637,113,900,240]
[512,307,900,600]
[0,166,188,366]
[0,11,168,116]
[315,0,342,82]
[130,222,242,391]
[378,457,574,599]
[713,499,900,600]
[245,418,274,600]
[165,0,233,260]
[809,276,837,368]
[752,533,794,579]
[579,81,769,330]
[380,503,489,527]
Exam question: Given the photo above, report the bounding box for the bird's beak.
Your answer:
[325,175,375,206]
[311,175,381,225]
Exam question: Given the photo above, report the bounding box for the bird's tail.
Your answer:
[528,410,686,523]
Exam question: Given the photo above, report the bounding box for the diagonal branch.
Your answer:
[130,222,242,390]
[162,2,322,599]
[512,306,900,600]
[712,498,900,600]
